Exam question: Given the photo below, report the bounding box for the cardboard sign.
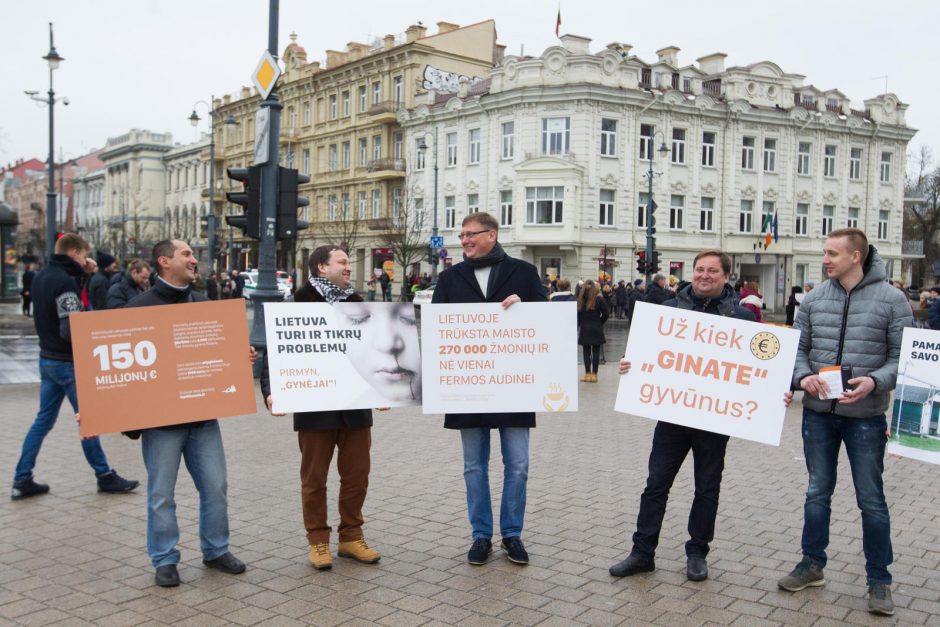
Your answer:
[615,301,799,445]
[420,302,578,414]
[264,302,422,413]
[889,327,940,465]
[72,299,256,437]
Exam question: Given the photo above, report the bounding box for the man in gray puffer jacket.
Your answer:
[778,229,911,617]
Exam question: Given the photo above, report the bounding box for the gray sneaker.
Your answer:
[868,583,894,616]
[777,559,825,591]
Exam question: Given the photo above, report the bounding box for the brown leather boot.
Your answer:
[308,543,332,570]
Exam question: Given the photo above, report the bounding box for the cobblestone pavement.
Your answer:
[1,375,938,626]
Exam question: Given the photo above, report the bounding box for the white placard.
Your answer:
[264,302,422,413]
[889,327,940,465]
[615,302,800,445]
[420,302,578,414]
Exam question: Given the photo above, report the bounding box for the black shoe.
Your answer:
[154,564,180,587]
[467,538,492,565]
[686,556,708,581]
[203,552,246,574]
[11,477,49,500]
[501,536,529,565]
[609,554,655,577]
[97,470,139,494]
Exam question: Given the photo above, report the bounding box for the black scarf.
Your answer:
[463,242,507,299]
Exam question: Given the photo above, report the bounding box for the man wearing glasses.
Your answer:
[431,212,547,565]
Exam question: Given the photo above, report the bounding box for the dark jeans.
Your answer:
[582,345,600,373]
[800,409,892,584]
[632,421,730,560]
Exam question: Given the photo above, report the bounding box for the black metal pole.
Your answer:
[44,24,57,261]
[207,94,217,272]
[431,129,439,282]
[645,147,655,285]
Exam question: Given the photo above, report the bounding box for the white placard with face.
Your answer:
[888,327,940,465]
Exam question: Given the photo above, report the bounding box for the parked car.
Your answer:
[243,271,293,301]
[412,284,435,305]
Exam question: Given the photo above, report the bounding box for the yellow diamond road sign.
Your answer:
[252,50,281,100]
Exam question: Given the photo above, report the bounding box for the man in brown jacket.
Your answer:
[261,245,379,570]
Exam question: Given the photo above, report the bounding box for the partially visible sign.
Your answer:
[430,235,444,248]
[254,108,271,165]
[889,327,940,465]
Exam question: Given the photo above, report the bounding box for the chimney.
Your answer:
[606,42,633,58]
[346,42,368,60]
[656,46,680,67]
[436,21,459,34]
[406,24,427,43]
[241,86,251,98]
[326,49,346,68]
[696,52,727,75]
[383,34,396,50]
[559,34,591,55]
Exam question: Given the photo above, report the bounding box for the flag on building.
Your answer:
[764,210,779,249]
[555,7,561,37]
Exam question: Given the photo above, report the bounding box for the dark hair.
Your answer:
[827,228,869,264]
[309,245,344,277]
[151,239,180,276]
[462,211,499,232]
[128,258,150,274]
[692,250,732,275]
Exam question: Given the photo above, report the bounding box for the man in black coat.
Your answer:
[645,273,672,306]
[431,212,547,566]
[106,259,151,309]
[88,251,119,311]
[261,246,380,571]
[611,250,778,583]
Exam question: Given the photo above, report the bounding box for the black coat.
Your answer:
[31,254,85,361]
[645,281,673,306]
[259,283,373,430]
[431,254,547,429]
[577,296,610,345]
[87,270,112,311]
[106,272,146,309]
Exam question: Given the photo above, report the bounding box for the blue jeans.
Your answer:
[801,409,892,584]
[632,421,729,560]
[460,427,529,539]
[14,358,110,482]
[141,421,230,568]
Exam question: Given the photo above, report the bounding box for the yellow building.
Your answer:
[214,20,502,290]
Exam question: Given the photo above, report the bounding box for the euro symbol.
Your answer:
[758,339,769,352]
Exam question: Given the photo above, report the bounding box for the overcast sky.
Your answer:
[2,0,937,174]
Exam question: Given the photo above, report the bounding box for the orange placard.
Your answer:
[71,300,257,436]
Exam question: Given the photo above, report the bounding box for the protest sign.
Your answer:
[888,327,940,465]
[615,301,799,445]
[264,301,422,413]
[421,302,578,414]
[72,300,256,437]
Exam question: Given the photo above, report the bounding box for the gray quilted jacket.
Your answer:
[792,247,912,418]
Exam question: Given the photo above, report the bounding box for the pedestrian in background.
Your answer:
[205,271,219,300]
[106,259,152,309]
[739,281,763,322]
[577,279,609,383]
[20,263,35,316]
[549,277,575,301]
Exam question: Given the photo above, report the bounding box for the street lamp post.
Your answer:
[189,98,238,274]
[645,132,670,284]
[417,129,439,281]
[26,23,65,261]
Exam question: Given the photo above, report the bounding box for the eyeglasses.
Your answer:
[457,229,493,240]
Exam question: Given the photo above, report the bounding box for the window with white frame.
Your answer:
[822,205,834,235]
[372,189,381,219]
[358,138,368,165]
[328,194,337,221]
[501,122,514,159]
[467,193,479,214]
[763,138,777,172]
[393,76,403,105]
[599,189,615,226]
[525,186,564,224]
[500,190,512,226]
[372,135,382,161]
[741,137,755,170]
[372,81,381,105]
[542,117,570,155]
[823,145,836,177]
[878,210,889,240]
[303,101,311,125]
[600,118,617,157]
[847,207,859,228]
[329,144,337,171]
[880,151,892,182]
[393,133,403,160]
[358,85,367,112]
[795,203,809,236]
[699,197,714,232]
[392,188,401,225]
[413,198,425,229]
[639,124,654,160]
[849,148,862,180]
[302,149,310,175]
[341,193,350,220]
[342,142,350,169]
[637,192,649,228]
[761,201,775,233]
[468,129,481,164]
[415,139,426,170]
[444,196,456,229]
[701,131,715,167]
[288,107,296,128]
[739,200,753,233]
[670,195,684,230]
[358,191,367,219]
[797,142,811,175]
[329,95,337,120]
[445,132,457,166]
[671,129,686,164]
[342,91,350,116]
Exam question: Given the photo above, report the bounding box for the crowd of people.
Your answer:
[8,220,927,617]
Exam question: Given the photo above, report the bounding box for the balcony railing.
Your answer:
[367,158,406,173]
[702,79,721,97]
[367,100,400,116]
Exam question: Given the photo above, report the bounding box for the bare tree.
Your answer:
[904,145,940,286]
[318,208,367,253]
[377,196,427,300]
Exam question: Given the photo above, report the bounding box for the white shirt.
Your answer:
[474,266,491,298]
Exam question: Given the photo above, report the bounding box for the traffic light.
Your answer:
[277,167,310,240]
[635,251,647,275]
[225,166,261,239]
[646,199,658,236]
[649,251,661,275]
